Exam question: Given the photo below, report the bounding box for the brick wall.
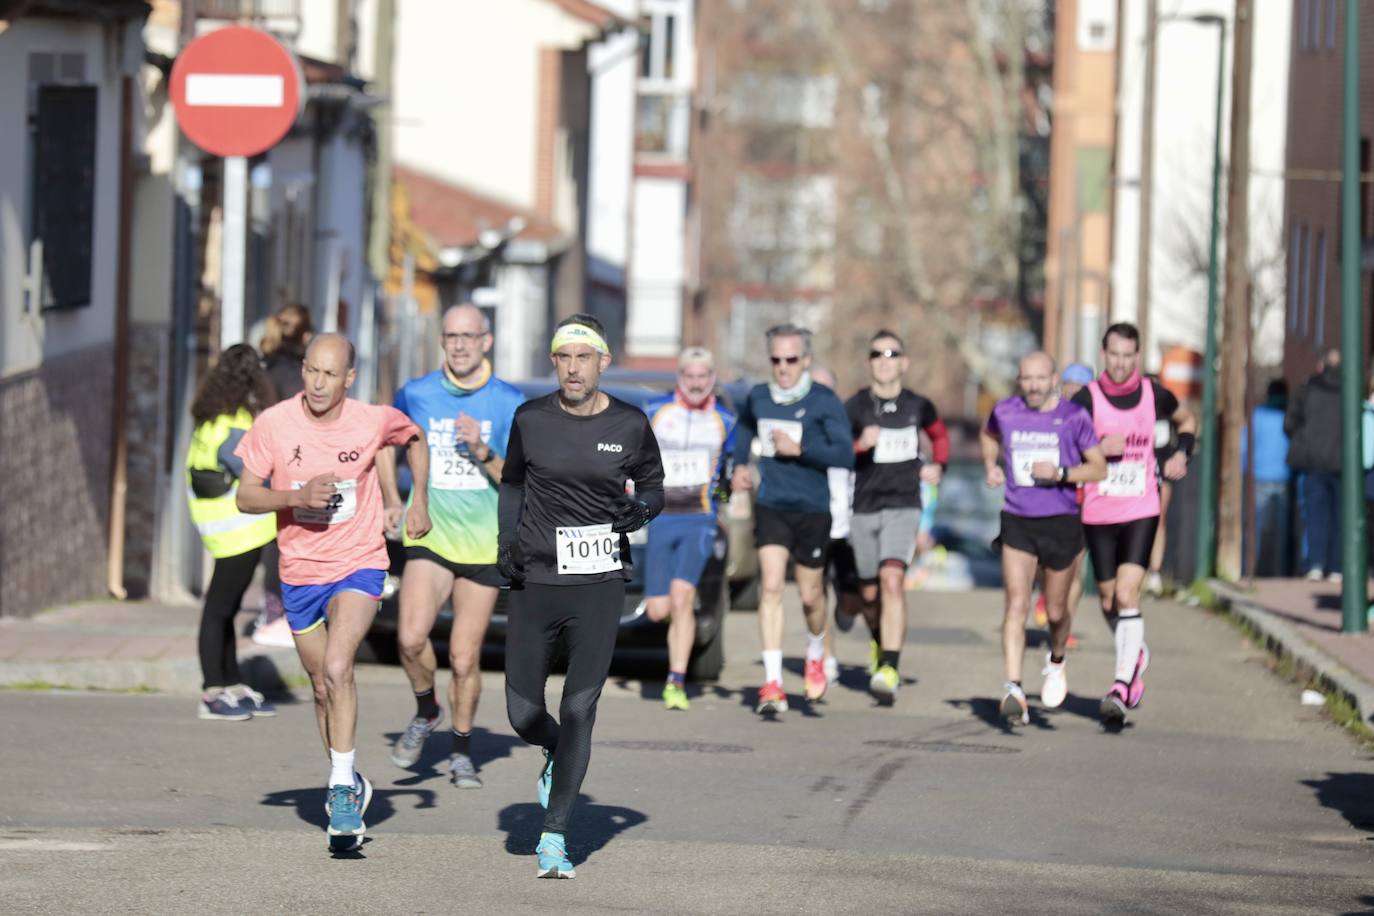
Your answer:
[0,344,115,617]
[121,324,169,598]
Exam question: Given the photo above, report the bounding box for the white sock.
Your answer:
[329,748,356,788]
[805,632,825,662]
[762,650,783,684]
[1113,611,1144,682]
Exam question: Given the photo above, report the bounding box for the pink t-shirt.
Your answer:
[236,396,420,586]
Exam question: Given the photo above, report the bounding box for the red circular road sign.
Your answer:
[170,27,304,158]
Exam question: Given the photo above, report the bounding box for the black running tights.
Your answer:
[199,546,263,690]
[505,580,623,835]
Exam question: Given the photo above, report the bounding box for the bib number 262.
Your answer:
[555,524,622,575]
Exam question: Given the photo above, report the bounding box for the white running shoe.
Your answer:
[1144,572,1164,598]
[1305,568,1324,582]
[1040,654,1067,709]
[999,682,1029,726]
[251,614,295,648]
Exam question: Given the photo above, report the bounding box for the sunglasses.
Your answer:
[770,355,802,365]
[869,348,904,359]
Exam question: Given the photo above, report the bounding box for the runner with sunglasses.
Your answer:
[731,324,854,713]
[844,330,949,702]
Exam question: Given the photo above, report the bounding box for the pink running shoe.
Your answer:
[1099,681,1129,726]
[756,680,788,714]
[804,659,828,701]
[1126,645,1150,709]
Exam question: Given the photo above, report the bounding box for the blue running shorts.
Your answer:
[281,569,387,634]
[643,514,716,598]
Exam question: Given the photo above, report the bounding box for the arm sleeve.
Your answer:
[381,405,422,447]
[732,393,757,465]
[799,397,856,470]
[923,415,951,465]
[218,428,247,479]
[630,415,666,520]
[234,421,275,481]
[919,481,938,534]
[497,416,527,547]
[717,408,738,482]
[846,396,865,440]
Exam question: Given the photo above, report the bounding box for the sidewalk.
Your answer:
[0,599,303,695]
[1210,577,1374,727]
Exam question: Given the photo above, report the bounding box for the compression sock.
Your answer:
[762,650,783,684]
[805,632,825,662]
[415,688,440,721]
[1113,610,1144,683]
[452,729,471,757]
[666,671,685,687]
[328,748,356,787]
[880,650,900,670]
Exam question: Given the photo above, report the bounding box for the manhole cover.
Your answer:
[863,739,1020,755]
[600,740,752,754]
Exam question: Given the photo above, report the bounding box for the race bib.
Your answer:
[874,426,919,464]
[1099,461,1146,498]
[555,523,622,575]
[292,478,357,526]
[1011,447,1061,488]
[431,446,488,491]
[757,419,804,458]
[662,449,713,488]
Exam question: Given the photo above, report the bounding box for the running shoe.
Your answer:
[1144,571,1164,598]
[804,658,828,701]
[755,680,788,714]
[1304,568,1324,582]
[537,749,554,809]
[867,640,881,676]
[1041,654,1068,709]
[1100,681,1129,725]
[389,710,445,769]
[448,753,483,789]
[226,684,277,717]
[999,682,1029,726]
[835,604,856,632]
[662,682,689,711]
[1033,593,1048,627]
[869,664,900,701]
[1327,571,1343,585]
[823,655,839,686]
[536,831,575,879]
[250,614,295,649]
[197,691,251,721]
[1126,644,1150,709]
[326,782,365,838]
[1066,632,1080,650]
[325,771,373,820]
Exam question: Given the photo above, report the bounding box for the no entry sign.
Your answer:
[170,27,304,158]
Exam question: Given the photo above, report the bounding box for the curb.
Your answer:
[0,646,305,697]
[1209,580,1374,728]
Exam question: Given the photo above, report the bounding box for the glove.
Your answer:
[496,541,525,585]
[610,494,653,534]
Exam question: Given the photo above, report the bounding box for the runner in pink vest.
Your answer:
[1071,323,1196,726]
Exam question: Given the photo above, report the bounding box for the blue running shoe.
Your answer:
[536,832,575,879]
[327,783,365,837]
[325,771,372,819]
[197,691,251,721]
[537,749,554,810]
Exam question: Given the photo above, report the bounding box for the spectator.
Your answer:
[259,302,313,402]
[1245,380,1291,576]
[1286,349,1343,582]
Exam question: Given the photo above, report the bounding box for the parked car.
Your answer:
[367,379,729,680]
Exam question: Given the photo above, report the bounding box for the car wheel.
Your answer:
[687,586,727,681]
[729,575,760,611]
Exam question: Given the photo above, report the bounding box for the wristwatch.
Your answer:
[1058,466,1069,484]
[480,448,497,464]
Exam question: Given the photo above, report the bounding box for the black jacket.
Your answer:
[1285,367,1343,473]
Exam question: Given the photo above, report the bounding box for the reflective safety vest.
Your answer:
[186,409,276,559]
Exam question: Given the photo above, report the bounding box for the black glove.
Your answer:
[496,541,525,585]
[610,494,653,534]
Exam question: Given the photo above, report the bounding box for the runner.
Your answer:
[1145,411,1177,598]
[497,314,665,878]
[1033,361,1095,633]
[235,333,431,850]
[845,330,949,702]
[982,352,1106,725]
[812,366,858,687]
[380,304,524,787]
[1070,323,1196,726]
[643,347,736,710]
[730,324,854,713]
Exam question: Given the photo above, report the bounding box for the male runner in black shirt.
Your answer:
[497,314,665,878]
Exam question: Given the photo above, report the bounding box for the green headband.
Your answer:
[550,324,609,355]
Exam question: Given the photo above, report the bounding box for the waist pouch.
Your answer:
[190,468,235,500]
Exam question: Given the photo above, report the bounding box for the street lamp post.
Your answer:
[1189,14,1227,583]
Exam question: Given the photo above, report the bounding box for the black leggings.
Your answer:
[199,546,263,690]
[505,579,623,835]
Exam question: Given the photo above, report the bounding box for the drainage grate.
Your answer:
[863,739,1020,755]
[599,739,752,754]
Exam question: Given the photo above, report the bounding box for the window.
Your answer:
[636,92,690,158]
[729,71,837,128]
[30,83,97,310]
[641,9,679,83]
[729,174,836,288]
[1315,230,1328,344]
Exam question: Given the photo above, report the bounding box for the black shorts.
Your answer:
[995,512,1084,572]
[405,546,507,588]
[755,506,831,568]
[826,538,860,594]
[1083,517,1159,582]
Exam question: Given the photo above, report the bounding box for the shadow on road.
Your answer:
[498,795,647,864]
[1342,896,1374,916]
[1302,772,1374,841]
[260,784,439,831]
[946,694,1130,734]
[383,727,525,787]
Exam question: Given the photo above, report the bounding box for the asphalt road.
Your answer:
[2,590,1372,915]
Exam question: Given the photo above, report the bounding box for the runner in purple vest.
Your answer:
[1071,323,1196,726]
[982,352,1106,725]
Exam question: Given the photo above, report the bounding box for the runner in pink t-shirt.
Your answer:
[235,334,431,850]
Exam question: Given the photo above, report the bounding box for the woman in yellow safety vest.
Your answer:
[186,344,279,721]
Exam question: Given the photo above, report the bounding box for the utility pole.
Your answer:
[1136,0,1158,364]
[1216,0,1253,581]
[1339,0,1368,632]
[368,0,395,287]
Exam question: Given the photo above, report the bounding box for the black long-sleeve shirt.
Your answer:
[498,392,665,586]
